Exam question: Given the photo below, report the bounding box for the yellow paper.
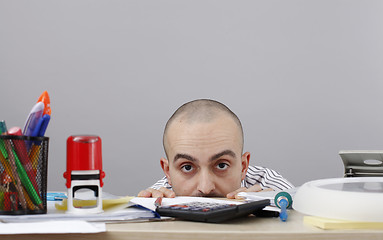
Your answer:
[55,196,133,211]
[304,216,383,230]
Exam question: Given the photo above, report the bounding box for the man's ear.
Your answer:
[241,152,250,181]
[160,157,172,185]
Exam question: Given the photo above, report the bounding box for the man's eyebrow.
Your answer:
[173,153,197,163]
[209,150,236,162]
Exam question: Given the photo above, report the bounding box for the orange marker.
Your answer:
[37,91,51,116]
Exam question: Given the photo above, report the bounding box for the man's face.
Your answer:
[161,114,249,197]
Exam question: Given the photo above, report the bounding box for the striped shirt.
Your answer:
[150,165,294,191]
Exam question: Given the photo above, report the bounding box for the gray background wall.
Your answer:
[1,1,383,196]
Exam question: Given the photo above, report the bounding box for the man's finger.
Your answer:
[137,189,153,198]
[137,188,163,198]
[244,184,263,192]
[159,187,176,198]
[137,188,176,198]
[226,187,247,199]
[227,185,274,199]
[150,189,165,198]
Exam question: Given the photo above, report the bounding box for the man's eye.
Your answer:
[181,165,194,173]
[217,163,229,170]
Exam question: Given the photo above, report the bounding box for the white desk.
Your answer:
[1,210,383,240]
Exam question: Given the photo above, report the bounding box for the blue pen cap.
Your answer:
[274,192,293,209]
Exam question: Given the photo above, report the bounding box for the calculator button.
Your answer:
[169,204,189,209]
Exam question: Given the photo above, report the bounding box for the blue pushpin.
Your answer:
[274,191,292,222]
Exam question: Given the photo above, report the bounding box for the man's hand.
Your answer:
[137,187,176,198]
[226,184,273,199]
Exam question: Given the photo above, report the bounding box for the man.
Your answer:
[138,99,293,199]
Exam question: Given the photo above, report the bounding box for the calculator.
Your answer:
[156,199,270,223]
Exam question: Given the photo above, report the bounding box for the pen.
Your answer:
[38,114,50,136]
[30,114,50,137]
[30,117,45,137]
[155,197,163,208]
[37,91,51,116]
[278,199,288,222]
[29,115,50,167]
[27,92,51,166]
[274,192,293,222]
[28,91,51,138]
[23,102,44,137]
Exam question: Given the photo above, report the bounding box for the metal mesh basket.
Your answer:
[0,135,49,215]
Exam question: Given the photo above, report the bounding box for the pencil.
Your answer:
[11,137,40,197]
[0,148,12,178]
[28,144,41,168]
[3,140,27,210]
[22,187,37,210]
[155,197,163,207]
[0,139,8,161]
[12,148,43,209]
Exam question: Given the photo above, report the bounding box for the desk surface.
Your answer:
[2,211,383,240]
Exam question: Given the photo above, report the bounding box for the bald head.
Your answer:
[163,99,244,158]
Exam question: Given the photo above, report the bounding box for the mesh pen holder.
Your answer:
[0,135,49,215]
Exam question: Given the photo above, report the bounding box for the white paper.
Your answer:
[0,220,105,234]
[237,188,298,207]
[0,194,157,224]
[0,203,156,223]
[0,192,157,234]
